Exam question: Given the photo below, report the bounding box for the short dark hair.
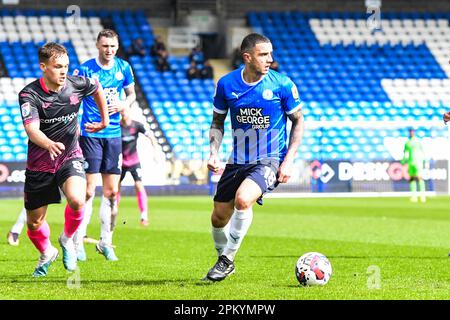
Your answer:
[240,33,271,54]
[38,42,68,63]
[97,29,119,42]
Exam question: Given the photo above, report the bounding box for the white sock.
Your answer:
[74,196,94,245]
[222,207,253,261]
[11,207,27,234]
[99,196,117,245]
[140,211,148,221]
[212,220,230,256]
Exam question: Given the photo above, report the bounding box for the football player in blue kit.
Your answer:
[204,33,305,281]
[73,29,136,261]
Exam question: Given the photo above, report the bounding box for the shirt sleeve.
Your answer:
[123,62,135,89]
[81,76,100,98]
[281,77,303,115]
[136,121,147,135]
[19,91,40,126]
[213,78,228,114]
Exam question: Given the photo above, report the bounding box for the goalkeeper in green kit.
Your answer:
[401,128,426,203]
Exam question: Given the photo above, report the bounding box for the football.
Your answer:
[295,252,332,286]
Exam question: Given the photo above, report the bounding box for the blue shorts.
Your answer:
[213,162,279,205]
[80,136,122,175]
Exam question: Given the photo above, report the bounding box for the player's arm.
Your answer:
[144,130,158,147]
[108,85,136,115]
[85,84,109,133]
[24,121,65,161]
[278,109,304,183]
[208,111,226,173]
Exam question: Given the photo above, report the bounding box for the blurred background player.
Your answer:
[74,29,136,262]
[402,128,427,202]
[204,33,304,281]
[118,107,157,226]
[19,42,108,277]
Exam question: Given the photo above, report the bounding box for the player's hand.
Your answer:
[277,160,293,183]
[207,154,220,173]
[443,111,450,124]
[47,141,65,161]
[85,122,108,133]
[108,103,125,115]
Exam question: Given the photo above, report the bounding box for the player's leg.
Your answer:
[75,136,103,261]
[73,172,97,261]
[209,165,242,257]
[204,200,234,282]
[205,165,246,281]
[97,173,120,260]
[223,163,278,262]
[96,137,122,261]
[206,163,278,281]
[417,172,426,202]
[26,206,59,277]
[408,165,419,202]
[211,200,234,256]
[82,173,98,235]
[7,207,27,246]
[117,167,127,208]
[206,179,261,282]
[221,178,262,260]
[24,171,61,277]
[409,177,418,202]
[135,180,148,225]
[57,159,87,271]
[131,164,148,225]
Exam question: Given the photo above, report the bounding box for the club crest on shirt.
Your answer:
[291,85,299,100]
[115,72,124,81]
[21,102,31,117]
[69,95,80,105]
[73,69,79,76]
[262,89,273,100]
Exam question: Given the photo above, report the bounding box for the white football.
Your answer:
[295,252,332,286]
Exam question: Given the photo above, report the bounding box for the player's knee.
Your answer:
[67,197,85,211]
[27,219,44,231]
[234,195,253,211]
[103,188,119,199]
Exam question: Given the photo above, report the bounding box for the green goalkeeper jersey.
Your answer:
[402,136,425,167]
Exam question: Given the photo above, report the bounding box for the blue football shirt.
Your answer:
[76,57,135,138]
[213,68,302,164]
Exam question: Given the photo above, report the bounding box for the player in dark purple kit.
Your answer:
[118,107,157,226]
[19,42,109,277]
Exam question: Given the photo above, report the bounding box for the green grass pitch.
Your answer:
[0,195,448,300]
